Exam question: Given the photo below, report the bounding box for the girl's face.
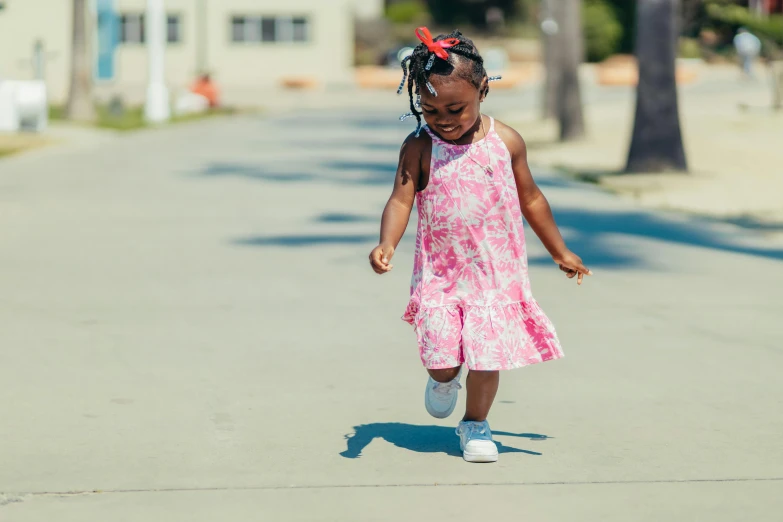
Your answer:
[419,74,487,142]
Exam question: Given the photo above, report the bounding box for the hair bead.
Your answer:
[396,56,412,95]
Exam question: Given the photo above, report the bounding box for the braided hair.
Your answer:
[397,30,490,137]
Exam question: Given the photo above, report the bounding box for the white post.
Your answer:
[144,0,170,123]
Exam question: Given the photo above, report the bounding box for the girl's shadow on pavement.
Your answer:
[340,422,551,459]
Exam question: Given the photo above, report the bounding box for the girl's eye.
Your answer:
[448,107,464,114]
[423,108,436,115]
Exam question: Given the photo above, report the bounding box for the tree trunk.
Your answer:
[65,0,96,121]
[554,0,585,141]
[541,31,559,119]
[625,0,687,173]
[771,60,783,111]
[540,0,559,119]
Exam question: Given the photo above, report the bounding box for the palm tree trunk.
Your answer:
[540,0,559,119]
[771,60,783,111]
[65,0,96,121]
[625,0,687,173]
[554,0,585,141]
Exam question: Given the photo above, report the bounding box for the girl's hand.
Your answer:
[369,244,395,275]
[554,251,592,285]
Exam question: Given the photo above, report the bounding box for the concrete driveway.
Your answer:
[1,108,781,521]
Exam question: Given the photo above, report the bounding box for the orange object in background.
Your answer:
[766,0,783,13]
[190,74,220,107]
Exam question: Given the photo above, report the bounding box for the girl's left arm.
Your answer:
[498,123,592,285]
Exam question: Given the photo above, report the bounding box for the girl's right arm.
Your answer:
[369,134,423,275]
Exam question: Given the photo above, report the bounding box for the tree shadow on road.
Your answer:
[340,422,550,459]
[231,206,783,267]
[317,212,376,224]
[526,207,783,267]
[296,141,400,151]
[197,159,396,186]
[717,215,783,232]
[281,113,405,132]
[196,157,783,265]
[234,233,377,247]
[199,162,318,183]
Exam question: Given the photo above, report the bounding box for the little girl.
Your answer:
[369,28,591,463]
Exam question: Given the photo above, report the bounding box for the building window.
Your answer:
[119,13,182,44]
[261,18,276,42]
[231,15,310,43]
[167,15,182,43]
[120,14,145,44]
[291,17,308,42]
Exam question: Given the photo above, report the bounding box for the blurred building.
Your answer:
[0,0,383,107]
[352,0,384,19]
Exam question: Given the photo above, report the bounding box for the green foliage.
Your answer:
[514,0,539,24]
[605,0,636,53]
[0,146,21,158]
[49,104,237,131]
[95,106,147,131]
[425,0,519,28]
[386,1,429,24]
[583,0,623,62]
[679,37,702,59]
[706,3,783,46]
[681,0,708,38]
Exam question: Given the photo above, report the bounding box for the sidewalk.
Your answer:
[500,65,783,226]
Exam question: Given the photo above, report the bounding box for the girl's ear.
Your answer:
[479,76,489,101]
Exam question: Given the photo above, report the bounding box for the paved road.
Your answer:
[1,107,782,521]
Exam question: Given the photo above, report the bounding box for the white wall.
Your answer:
[0,0,356,107]
[351,0,384,19]
[204,0,354,103]
[0,0,71,104]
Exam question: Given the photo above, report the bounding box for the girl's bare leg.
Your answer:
[462,370,499,422]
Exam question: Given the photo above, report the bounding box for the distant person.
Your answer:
[190,73,220,107]
[369,27,592,464]
[734,27,761,78]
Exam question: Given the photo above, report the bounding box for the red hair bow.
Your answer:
[415,27,460,60]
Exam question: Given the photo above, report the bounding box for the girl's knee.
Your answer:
[428,366,461,383]
[467,370,500,381]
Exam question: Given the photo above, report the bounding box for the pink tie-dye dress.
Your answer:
[402,117,564,371]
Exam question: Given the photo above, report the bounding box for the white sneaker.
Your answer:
[456,420,498,463]
[424,368,462,419]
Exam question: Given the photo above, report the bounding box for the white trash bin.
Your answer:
[0,80,48,133]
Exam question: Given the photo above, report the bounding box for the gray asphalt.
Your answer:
[1,106,782,521]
